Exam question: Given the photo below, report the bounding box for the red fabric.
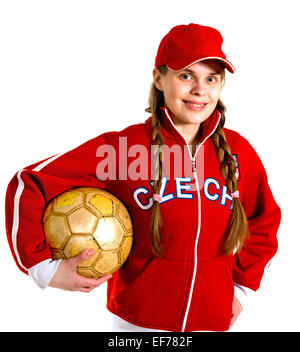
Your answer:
[5,107,280,331]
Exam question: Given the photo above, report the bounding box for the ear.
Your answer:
[152,68,163,91]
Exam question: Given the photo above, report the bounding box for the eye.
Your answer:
[180,73,192,81]
[207,76,217,83]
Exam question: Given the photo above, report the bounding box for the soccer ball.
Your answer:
[42,187,133,278]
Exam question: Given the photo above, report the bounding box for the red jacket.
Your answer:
[5,107,281,331]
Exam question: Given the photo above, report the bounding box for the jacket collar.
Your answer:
[145,106,221,146]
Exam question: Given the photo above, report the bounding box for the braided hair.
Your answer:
[145,65,249,257]
[145,65,167,257]
[212,100,250,254]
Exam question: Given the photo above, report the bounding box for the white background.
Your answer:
[0,0,299,332]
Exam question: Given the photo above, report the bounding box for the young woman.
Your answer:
[5,23,281,332]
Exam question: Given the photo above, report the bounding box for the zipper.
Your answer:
[180,154,201,332]
[162,108,221,332]
[192,158,197,173]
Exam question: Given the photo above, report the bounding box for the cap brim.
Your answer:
[167,56,236,73]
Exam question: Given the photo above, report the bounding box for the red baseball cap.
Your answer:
[155,23,235,73]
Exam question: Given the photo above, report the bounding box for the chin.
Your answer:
[187,111,212,124]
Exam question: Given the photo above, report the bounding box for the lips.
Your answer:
[183,100,208,111]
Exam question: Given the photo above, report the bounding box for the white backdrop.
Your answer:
[0,0,298,332]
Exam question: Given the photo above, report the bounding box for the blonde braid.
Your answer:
[212,100,250,254]
[150,113,165,257]
[145,66,167,257]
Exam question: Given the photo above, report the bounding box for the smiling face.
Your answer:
[153,60,224,140]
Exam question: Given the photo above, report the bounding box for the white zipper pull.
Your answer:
[192,158,196,173]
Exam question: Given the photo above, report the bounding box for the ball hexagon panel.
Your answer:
[67,206,98,235]
[93,250,120,275]
[86,193,114,217]
[63,234,99,266]
[116,203,133,234]
[121,236,134,258]
[43,214,70,250]
[93,217,125,250]
[53,190,83,215]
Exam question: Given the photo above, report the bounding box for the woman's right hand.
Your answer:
[49,249,113,292]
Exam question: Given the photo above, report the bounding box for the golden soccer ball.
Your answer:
[42,187,133,278]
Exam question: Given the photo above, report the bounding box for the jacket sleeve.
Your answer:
[5,133,111,275]
[232,140,281,291]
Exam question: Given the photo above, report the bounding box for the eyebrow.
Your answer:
[182,68,221,75]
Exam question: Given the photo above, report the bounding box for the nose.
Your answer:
[190,80,206,96]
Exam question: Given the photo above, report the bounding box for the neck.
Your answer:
[178,124,198,142]
[176,123,203,157]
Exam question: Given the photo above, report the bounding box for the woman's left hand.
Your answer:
[230,297,243,327]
